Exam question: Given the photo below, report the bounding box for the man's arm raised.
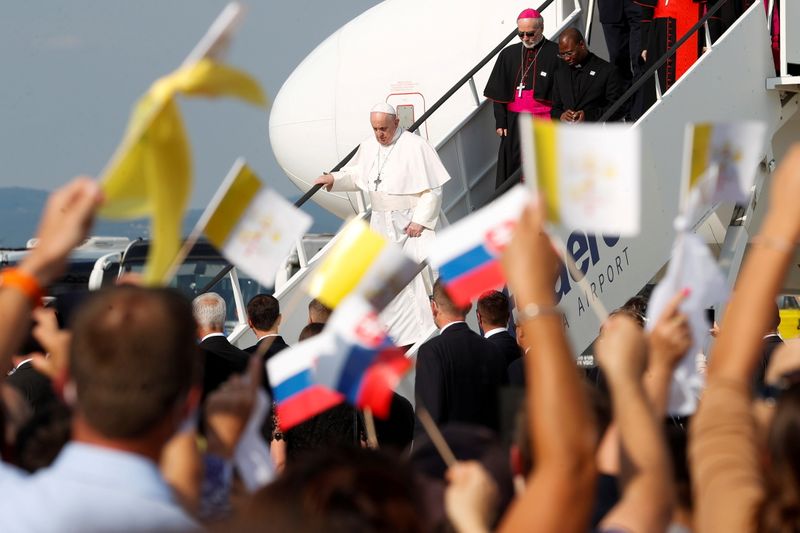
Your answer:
[0,178,102,375]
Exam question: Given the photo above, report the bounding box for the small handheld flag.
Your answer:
[321,296,412,418]
[646,232,727,415]
[191,160,311,288]
[682,121,767,212]
[267,334,346,431]
[428,185,529,306]
[267,296,412,430]
[308,218,417,310]
[519,115,641,236]
[98,4,267,285]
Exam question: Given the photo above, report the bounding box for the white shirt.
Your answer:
[483,327,507,339]
[200,332,226,342]
[440,321,467,334]
[0,442,199,532]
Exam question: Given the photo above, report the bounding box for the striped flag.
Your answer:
[267,296,411,429]
[308,218,417,309]
[428,185,529,306]
[98,4,267,285]
[196,160,311,287]
[519,115,641,236]
[685,121,766,207]
[267,334,345,430]
[320,296,412,418]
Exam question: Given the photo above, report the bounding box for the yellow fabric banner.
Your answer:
[99,58,267,284]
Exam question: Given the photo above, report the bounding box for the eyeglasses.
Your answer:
[518,30,540,38]
[557,49,579,59]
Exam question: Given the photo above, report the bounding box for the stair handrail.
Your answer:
[597,0,732,122]
[292,0,557,210]
[487,0,734,205]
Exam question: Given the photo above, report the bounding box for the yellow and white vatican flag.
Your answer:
[519,115,641,236]
[681,121,767,211]
[308,218,418,310]
[184,160,311,288]
[98,3,268,285]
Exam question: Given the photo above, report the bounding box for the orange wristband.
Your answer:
[0,267,44,308]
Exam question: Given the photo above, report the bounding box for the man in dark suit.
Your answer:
[192,292,249,398]
[551,28,623,123]
[244,294,289,357]
[414,279,508,434]
[598,0,643,118]
[245,294,289,394]
[477,290,521,367]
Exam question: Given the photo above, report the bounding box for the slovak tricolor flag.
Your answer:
[266,334,345,430]
[428,185,530,306]
[320,296,412,417]
[267,296,412,430]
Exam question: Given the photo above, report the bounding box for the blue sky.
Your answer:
[0,0,380,206]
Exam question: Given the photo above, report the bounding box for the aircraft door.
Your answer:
[386,92,428,139]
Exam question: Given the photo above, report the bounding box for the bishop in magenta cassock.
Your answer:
[483,8,560,189]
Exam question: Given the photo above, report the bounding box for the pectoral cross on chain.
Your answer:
[374,174,382,191]
[517,82,525,98]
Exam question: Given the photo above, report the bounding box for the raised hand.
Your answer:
[445,461,498,533]
[596,314,649,385]
[22,178,103,286]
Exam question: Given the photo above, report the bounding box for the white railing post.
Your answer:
[780,0,787,76]
[586,0,597,46]
[654,72,663,101]
[468,77,481,106]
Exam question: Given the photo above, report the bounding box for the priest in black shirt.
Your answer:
[551,28,623,123]
[484,8,560,190]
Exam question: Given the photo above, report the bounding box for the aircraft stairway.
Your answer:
[237,1,796,371]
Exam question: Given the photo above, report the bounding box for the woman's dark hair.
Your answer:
[241,446,425,533]
[760,386,800,532]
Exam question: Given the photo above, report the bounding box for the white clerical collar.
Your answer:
[257,333,280,342]
[484,327,507,338]
[200,332,226,342]
[440,321,466,334]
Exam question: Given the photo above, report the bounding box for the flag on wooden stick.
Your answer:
[98,4,267,284]
[682,121,767,211]
[191,160,311,287]
[428,185,529,306]
[519,115,641,236]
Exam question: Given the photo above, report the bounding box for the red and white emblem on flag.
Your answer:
[484,220,517,256]
[354,311,386,348]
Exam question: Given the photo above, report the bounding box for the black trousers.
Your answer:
[598,0,644,119]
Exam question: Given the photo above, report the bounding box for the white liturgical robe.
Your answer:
[330,128,451,346]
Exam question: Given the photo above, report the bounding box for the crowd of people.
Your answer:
[0,3,790,532]
[1,145,800,531]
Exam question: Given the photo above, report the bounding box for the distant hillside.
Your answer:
[0,187,341,248]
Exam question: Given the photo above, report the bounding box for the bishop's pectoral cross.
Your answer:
[374,174,382,191]
[517,82,526,98]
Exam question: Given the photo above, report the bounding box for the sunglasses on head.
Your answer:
[518,30,539,38]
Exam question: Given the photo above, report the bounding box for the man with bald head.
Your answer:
[551,28,623,123]
[484,8,560,189]
[314,104,451,347]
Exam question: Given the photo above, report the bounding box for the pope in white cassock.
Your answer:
[315,103,451,347]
